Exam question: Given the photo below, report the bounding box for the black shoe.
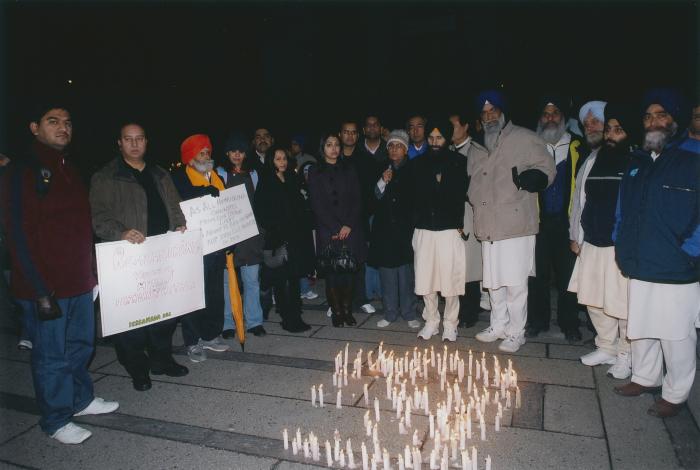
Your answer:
[222,329,236,339]
[247,325,267,337]
[132,375,152,392]
[331,313,344,327]
[525,326,548,338]
[564,328,582,343]
[151,362,189,377]
[458,318,478,328]
[343,313,357,326]
[283,320,312,333]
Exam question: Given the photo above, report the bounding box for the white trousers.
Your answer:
[422,293,459,331]
[631,326,697,404]
[488,280,528,336]
[588,306,630,356]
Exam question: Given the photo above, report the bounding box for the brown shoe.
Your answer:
[613,382,661,397]
[647,398,684,418]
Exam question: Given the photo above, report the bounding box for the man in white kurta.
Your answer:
[613,89,700,418]
[467,90,555,353]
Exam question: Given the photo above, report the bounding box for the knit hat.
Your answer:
[386,129,409,150]
[475,90,507,115]
[180,134,212,165]
[224,131,248,153]
[578,101,607,124]
[424,117,454,145]
[641,88,687,120]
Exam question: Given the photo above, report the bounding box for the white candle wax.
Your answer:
[326,440,333,468]
[467,375,472,394]
[461,450,469,470]
[429,413,435,438]
[495,414,500,432]
[399,417,407,435]
[348,441,356,468]
[485,455,491,470]
[471,447,477,470]
[506,390,511,408]
[304,439,310,459]
[383,449,390,470]
[404,445,412,469]
[283,428,289,450]
[362,442,369,470]
[364,384,369,405]
[312,385,317,407]
[405,400,412,427]
[333,373,338,387]
[429,450,437,470]
[476,362,480,380]
[340,449,346,467]
[374,397,381,422]
[413,430,420,446]
[399,454,405,470]
[292,438,298,455]
[516,386,522,408]
[296,428,302,448]
[320,384,325,407]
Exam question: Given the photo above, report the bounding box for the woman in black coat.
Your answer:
[254,146,313,332]
[307,132,366,327]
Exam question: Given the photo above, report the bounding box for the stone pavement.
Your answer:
[0,287,698,470]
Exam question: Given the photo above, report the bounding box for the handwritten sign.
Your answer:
[179,185,259,255]
[95,230,205,336]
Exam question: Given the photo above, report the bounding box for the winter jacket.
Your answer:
[614,140,700,283]
[467,122,555,241]
[539,133,584,223]
[90,157,186,241]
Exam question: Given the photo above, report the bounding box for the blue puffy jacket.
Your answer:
[614,138,700,283]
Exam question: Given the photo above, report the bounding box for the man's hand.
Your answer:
[570,240,580,255]
[0,154,10,167]
[338,225,352,240]
[122,229,145,244]
[175,225,187,233]
[204,186,220,197]
[382,168,393,183]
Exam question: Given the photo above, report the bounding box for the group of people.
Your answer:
[0,86,698,444]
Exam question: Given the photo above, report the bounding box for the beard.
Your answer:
[643,121,678,154]
[537,119,567,145]
[193,160,214,173]
[483,114,506,152]
[585,131,604,149]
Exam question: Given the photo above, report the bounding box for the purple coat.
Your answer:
[308,161,367,264]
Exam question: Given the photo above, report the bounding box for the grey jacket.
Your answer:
[90,157,186,241]
[452,138,483,283]
[467,122,555,242]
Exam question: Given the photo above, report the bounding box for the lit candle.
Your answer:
[312,385,317,407]
[404,445,412,469]
[485,455,491,470]
[458,360,464,383]
[429,449,437,470]
[451,434,458,460]
[283,428,289,450]
[337,389,342,409]
[398,454,405,470]
[292,438,298,455]
[364,410,370,427]
[493,391,499,405]
[362,442,369,470]
[467,375,472,394]
[326,440,333,467]
[480,415,486,441]
[340,449,346,467]
[506,390,511,409]
[476,362,480,381]
[374,397,381,422]
[414,387,421,409]
[495,414,500,432]
[333,373,338,387]
[414,448,422,470]
[516,386,521,408]
[348,439,356,469]
[471,447,477,470]
[429,413,435,438]
[383,448,390,470]
[371,456,377,470]
[399,417,407,435]
[364,384,369,405]
[461,450,469,470]
[304,439,310,459]
[387,375,393,399]
[468,350,473,375]
[423,387,430,415]
[466,412,472,439]
[483,369,489,388]
[412,429,420,446]
[405,399,412,427]
[397,397,403,419]
[297,428,302,448]
[320,384,325,407]
[366,420,372,437]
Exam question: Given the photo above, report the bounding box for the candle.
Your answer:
[397,397,403,419]
[371,456,377,470]
[466,412,472,440]
[374,397,381,422]
[461,450,469,470]
[337,389,342,409]
[480,415,486,441]
[283,428,289,450]
[414,387,421,409]
[429,413,435,438]
[348,439,356,469]
[516,386,522,408]
[506,390,511,408]
[387,375,393,399]
[483,369,489,388]
[297,428,302,448]
[467,375,472,394]
[414,448,422,470]
[451,434,458,460]
[334,434,340,461]
[468,350,473,375]
[471,447,477,470]
[485,455,491,470]
[344,372,348,387]
[362,442,369,470]
[404,445,412,469]
[493,391,499,405]
[495,414,500,432]
[304,439,310,459]
[498,402,503,418]
[312,385,317,407]
[383,448,390,470]
[429,449,437,470]
[405,399,412,427]
[320,384,325,407]
[423,387,430,415]
[366,420,372,437]
[340,449,346,467]
[364,384,369,405]
[364,410,370,427]
[442,443,449,467]
[333,373,338,387]
[399,417,407,435]
[500,373,506,396]
[326,441,333,468]
[412,430,420,446]
[458,360,464,383]
[292,438,298,455]
[398,454,405,470]
[476,362,480,380]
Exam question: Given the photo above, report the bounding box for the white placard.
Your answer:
[179,185,259,255]
[95,230,205,337]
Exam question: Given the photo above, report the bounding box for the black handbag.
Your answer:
[319,240,357,274]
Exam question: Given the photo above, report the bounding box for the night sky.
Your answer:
[1,1,697,172]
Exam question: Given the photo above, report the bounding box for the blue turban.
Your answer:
[475,90,507,115]
[578,101,607,124]
[641,88,687,120]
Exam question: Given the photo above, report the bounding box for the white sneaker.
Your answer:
[376,319,391,328]
[407,320,422,329]
[480,293,491,311]
[187,344,207,363]
[300,290,319,300]
[498,334,525,352]
[606,351,632,379]
[199,336,230,352]
[74,397,119,417]
[417,322,440,340]
[51,422,92,444]
[360,304,376,314]
[442,327,457,342]
[17,339,32,350]
[475,326,505,343]
[326,307,333,317]
[580,349,616,366]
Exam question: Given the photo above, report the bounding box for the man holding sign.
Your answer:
[172,134,231,362]
[90,122,189,391]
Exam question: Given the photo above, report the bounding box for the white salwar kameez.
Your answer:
[413,228,466,330]
[627,279,700,403]
[482,235,535,336]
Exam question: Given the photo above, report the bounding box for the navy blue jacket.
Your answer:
[614,139,700,283]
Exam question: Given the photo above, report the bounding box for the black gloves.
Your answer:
[512,167,548,193]
[204,186,220,197]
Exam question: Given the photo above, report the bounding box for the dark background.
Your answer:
[1,1,698,173]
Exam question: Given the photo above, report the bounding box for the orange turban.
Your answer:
[180,134,212,165]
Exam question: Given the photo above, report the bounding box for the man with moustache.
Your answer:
[1,104,118,443]
[362,114,388,164]
[90,122,189,391]
[172,134,231,363]
[469,90,555,352]
[413,119,467,342]
[613,89,699,418]
[251,127,274,172]
[406,114,428,160]
[526,96,583,342]
[568,104,635,379]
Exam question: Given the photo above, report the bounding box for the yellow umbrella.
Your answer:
[225,252,246,351]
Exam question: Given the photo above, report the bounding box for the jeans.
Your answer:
[365,265,382,300]
[223,264,264,331]
[378,265,416,321]
[17,292,95,435]
[182,259,224,346]
[299,276,312,294]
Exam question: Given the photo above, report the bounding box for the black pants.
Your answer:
[114,318,177,378]
[528,218,579,331]
[182,260,225,346]
[269,263,303,327]
[352,263,369,310]
[458,281,482,325]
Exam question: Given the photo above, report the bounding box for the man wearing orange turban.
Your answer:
[172,134,229,363]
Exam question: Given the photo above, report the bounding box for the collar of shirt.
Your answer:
[454,136,472,150]
[546,132,572,166]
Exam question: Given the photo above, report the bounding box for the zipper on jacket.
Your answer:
[662,184,696,193]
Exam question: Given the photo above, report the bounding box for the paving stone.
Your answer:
[663,406,700,470]
[544,385,603,438]
[258,320,318,338]
[0,359,35,397]
[92,375,429,456]
[274,461,323,470]
[594,367,681,469]
[548,343,594,361]
[0,333,31,363]
[229,334,378,363]
[510,356,595,388]
[0,426,276,470]
[511,382,543,430]
[294,310,370,327]
[0,409,36,445]
[687,375,700,428]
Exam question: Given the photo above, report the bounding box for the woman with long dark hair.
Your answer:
[254,146,313,332]
[308,132,366,327]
